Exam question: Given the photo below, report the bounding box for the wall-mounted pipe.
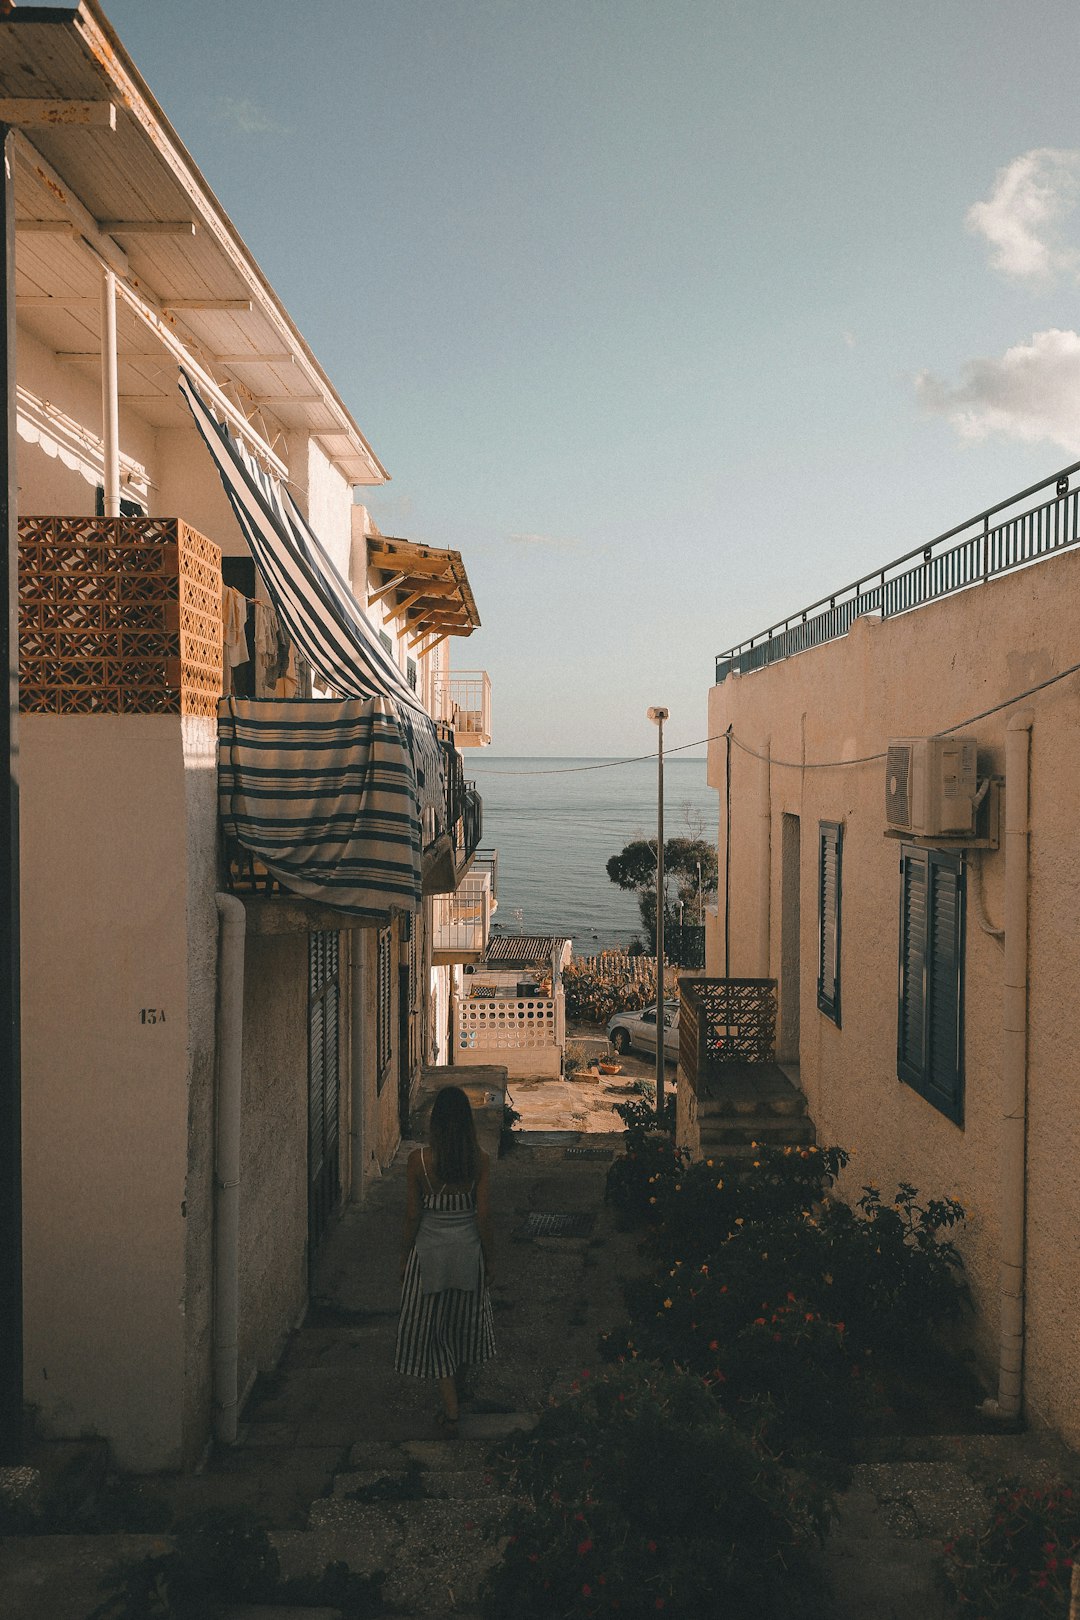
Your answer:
[349,928,366,1205]
[758,737,771,976]
[213,893,246,1444]
[996,711,1033,1419]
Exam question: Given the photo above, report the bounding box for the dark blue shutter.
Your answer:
[925,858,963,1122]
[897,848,963,1124]
[817,822,842,1024]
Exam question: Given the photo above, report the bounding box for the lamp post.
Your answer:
[647,707,668,1118]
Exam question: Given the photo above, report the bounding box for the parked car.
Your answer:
[606,1001,679,1062]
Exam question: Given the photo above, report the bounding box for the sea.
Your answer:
[467,755,715,954]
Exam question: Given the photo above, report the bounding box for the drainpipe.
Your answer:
[349,929,366,1203]
[758,737,771,976]
[213,893,246,1444]
[995,711,1033,1420]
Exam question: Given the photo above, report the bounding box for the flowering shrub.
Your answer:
[645,1143,849,1267]
[480,1362,830,1620]
[604,1098,685,1228]
[943,1482,1080,1616]
[605,1168,969,1463]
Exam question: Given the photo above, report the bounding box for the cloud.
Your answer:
[507,531,581,550]
[215,95,287,136]
[967,148,1080,282]
[916,328,1080,453]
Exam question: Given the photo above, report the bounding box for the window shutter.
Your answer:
[817,822,842,1024]
[897,847,963,1123]
[926,858,963,1122]
[376,925,393,1091]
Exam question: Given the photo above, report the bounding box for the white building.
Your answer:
[5,0,491,1471]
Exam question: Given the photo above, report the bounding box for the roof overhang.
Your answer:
[368,535,481,643]
[4,1,388,485]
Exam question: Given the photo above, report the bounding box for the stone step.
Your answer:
[699,1116,815,1148]
[277,1498,511,1613]
[700,1088,808,1119]
[333,1464,492,1503]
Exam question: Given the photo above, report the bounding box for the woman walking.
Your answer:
[395,1085,496,1432]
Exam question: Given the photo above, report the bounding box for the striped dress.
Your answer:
[395,1158,496,1380]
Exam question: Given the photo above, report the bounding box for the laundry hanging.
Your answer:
[178,369,445,828]
[219,694,430,916]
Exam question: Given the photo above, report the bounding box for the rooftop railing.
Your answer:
[716,459,1080,683]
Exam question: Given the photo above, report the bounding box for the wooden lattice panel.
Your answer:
[682,977,778,1083]
[18,516,223,716]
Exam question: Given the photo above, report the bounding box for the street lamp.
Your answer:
[647,707,668,1118]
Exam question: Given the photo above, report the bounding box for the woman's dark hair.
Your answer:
[429,1085,479,1186]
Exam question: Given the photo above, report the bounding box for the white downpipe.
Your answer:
[758,738,771,976]
[996,712,1033,1419]
[350,929,366,1203]
[213,893,246,1444]
[100,267,120,517]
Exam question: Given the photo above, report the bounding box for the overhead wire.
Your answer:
[474,658,1080,777]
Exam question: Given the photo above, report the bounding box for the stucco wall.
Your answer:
[180,716,221,1465]
[17,326,157,514]
[21,716,192,1471]
[705,548,1080,1443]
[237,934,310,1392]
[154,424,248,547]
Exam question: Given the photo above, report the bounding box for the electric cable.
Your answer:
[475,658,1080,776]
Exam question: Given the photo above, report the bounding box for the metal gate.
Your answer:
[308,930,341,1266]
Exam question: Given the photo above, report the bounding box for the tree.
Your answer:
[606,837,718,953]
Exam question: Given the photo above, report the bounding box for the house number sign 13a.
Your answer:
[140,1009,166,1024]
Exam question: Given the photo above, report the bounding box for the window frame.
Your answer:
[896,845,965,1126]
[816,821,843,1027]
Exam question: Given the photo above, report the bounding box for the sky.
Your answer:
[55,0,1080,754]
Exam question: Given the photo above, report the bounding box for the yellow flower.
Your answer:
[823,1273,833,1284]
[752,1161,760,1169]
[716,1180,724,1191]
[706,1159,714,1168]
[649,1197,657,1205]
[663,1298,673,1309]
[734,1217,744,1226]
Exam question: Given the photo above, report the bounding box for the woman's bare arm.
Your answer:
[476,1150,494,1281]
[400,1150,422,1278]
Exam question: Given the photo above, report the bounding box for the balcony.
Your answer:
[422,737,483,894]
[430,847,498,963]
[434,669,492,748]
[18,514,222,716]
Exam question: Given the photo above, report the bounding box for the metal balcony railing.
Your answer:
[434,669,491,746]
[716,460,1080,682]
[432,872,492,960]
[471,848,498,907]
[441,738,483,867]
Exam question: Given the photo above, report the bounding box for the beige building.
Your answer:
[7,1,491,1471]
[695,467,1080,1446]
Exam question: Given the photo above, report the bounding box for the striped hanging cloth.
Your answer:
[178,369,445,827]
[219,694,429,915]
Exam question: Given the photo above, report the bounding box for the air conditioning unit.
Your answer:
[885,735,978,836]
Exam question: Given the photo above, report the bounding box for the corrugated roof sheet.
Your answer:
[484,935,570,968]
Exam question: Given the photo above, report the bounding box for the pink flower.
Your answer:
[577,1538,594,1556]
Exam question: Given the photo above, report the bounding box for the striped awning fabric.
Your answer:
[178,369,444,826]
[219,695,427,916]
